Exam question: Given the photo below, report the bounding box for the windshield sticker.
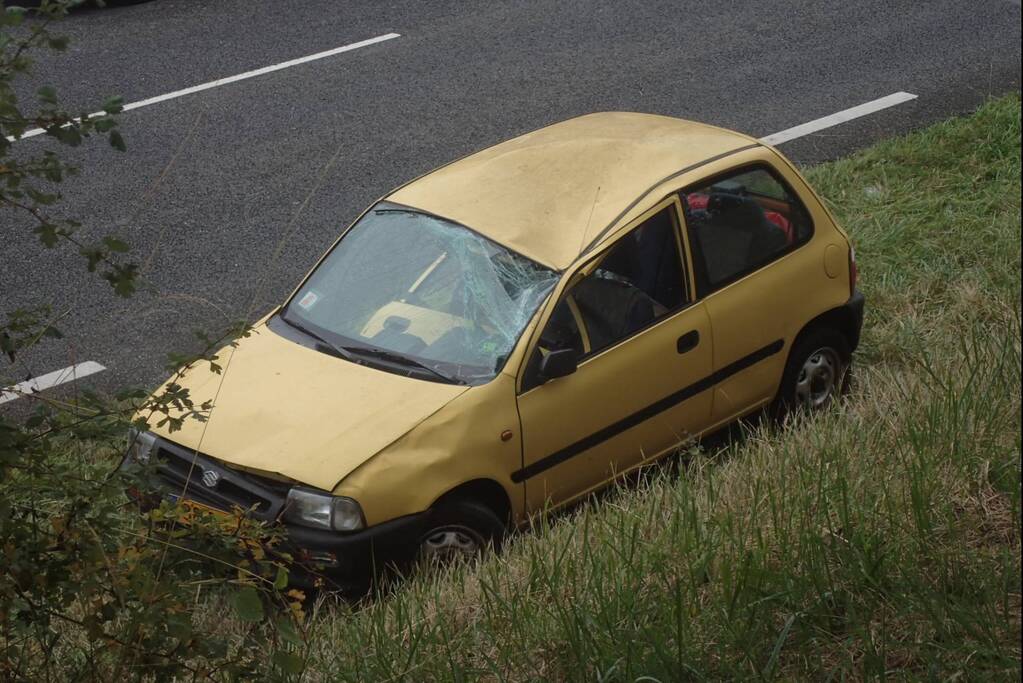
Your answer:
[297,291,320,310]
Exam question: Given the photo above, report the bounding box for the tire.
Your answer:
[772,327,851,421]
[417,499,506,566]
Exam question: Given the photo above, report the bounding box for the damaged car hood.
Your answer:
[148,322,470,491]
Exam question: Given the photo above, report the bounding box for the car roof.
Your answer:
[387,112,759,271]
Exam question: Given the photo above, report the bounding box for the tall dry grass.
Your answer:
[181,95,1023,680]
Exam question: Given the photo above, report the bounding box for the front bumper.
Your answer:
[283,513,430,588]
[123,437,428,589]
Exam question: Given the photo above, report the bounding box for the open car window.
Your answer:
[523,204,687,390]
[283,202,559,385]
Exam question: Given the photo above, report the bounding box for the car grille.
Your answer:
[152,439,290,523]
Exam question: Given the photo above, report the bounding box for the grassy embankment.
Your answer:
[209,96,1022,681]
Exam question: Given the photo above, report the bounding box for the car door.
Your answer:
[680,163,817,424]
[514,197,714,512]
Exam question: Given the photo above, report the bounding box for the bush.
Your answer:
[2,5,310,680]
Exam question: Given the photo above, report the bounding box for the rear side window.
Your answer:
[682,166,812,294]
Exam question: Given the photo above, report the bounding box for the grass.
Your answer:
[19,95,1019,681]
[175,97,1023,680]
[192,95,1022,681]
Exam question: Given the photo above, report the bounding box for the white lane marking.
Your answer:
[760,91,918,145]
[10,33,401,142]
[0,361,107,405]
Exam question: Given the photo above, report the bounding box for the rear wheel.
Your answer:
[774,328,850,420]
[417,499,505,566]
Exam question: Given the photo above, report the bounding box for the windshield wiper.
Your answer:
[280,312,462,384]
[279,313,359,363]
[344,346,464,385]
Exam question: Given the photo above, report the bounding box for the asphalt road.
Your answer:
[1,0,1020,407]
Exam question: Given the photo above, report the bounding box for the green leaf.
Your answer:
[1,9,25,27]
[115,387,147,401]
[230,586,264,623]
[105,263,138,298]
[25,414,46,429]
[51,126,82,147]
[33,222,60,248]
[272,650,304,675]
[80,245,103,271]
[46,35,70,52]
[165,613,193,640]
[25,188,59,206]
[103,96,124,115]
[275,618,302,647]
[108,130,126,152]
[273,565,289,591]
[37,86,58,105]
[102,236,129,253]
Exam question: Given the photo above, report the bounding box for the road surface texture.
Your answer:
[1,0,1020,406]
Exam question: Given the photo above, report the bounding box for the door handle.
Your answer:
[677,330,700,354]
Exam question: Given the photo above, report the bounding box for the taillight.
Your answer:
[848,246,858,294]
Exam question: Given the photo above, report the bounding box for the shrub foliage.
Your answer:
[2,4,308,680]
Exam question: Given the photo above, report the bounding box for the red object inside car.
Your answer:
[686,193,793,243]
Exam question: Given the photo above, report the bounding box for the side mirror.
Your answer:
[539,349,578,382]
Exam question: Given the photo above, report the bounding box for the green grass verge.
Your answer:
[205,96,1022,681]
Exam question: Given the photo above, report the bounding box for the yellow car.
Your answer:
[124,112,863,585]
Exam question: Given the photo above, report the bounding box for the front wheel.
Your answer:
[773,328,850,420]
[417,500,506,566]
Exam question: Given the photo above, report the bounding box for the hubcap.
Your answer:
[419,525,483,564]
[795,347,844,409]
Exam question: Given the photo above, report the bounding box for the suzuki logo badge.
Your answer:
[201,469,220,489]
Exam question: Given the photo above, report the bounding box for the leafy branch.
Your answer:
[1,5,314,680]
[1,0,136,299]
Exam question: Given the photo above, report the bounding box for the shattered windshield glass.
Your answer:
[282,202,559,384]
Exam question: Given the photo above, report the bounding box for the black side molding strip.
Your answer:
[511,338,784,483]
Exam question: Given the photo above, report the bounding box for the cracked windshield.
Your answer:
[283,203,559,384]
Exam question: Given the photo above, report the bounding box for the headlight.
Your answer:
[282,488,365,532]
[123,428,158,466]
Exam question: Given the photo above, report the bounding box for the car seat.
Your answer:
[571,277,661,352]
[688,192,788,285]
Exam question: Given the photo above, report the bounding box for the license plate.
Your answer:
[166,494,227,517]
[181,498,225,516]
